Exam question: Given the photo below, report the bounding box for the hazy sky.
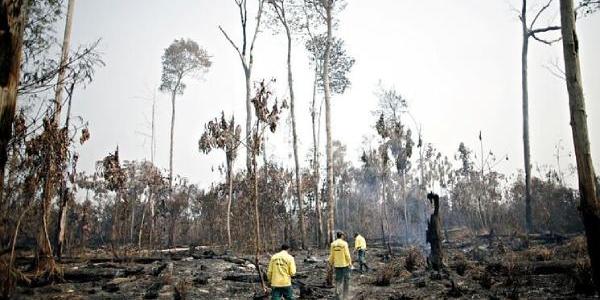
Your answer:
[66,0,600,189]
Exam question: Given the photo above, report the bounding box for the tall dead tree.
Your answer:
[219,0,265,173]
[322,0,335,245]
[55,0,76,258]
[0,0,29,201]
[558,0,600,290]
[518,0,561,234]
[268,0,307,249]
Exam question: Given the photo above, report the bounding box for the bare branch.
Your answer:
[531,31,562,45]
[218,26,246,64]
[530,0,554,28]
[529,25,561,35]
[248,0,265,67]
[543,58,566,81]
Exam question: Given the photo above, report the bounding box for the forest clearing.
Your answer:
[1,0,600,299]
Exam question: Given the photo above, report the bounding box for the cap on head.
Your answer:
[336,231,345,239]
[354,232,359,237]
[281,244,290,251]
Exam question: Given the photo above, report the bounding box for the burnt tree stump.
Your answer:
[426,192,444,271]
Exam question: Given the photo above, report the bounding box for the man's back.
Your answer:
[355,235,367,250]
[267,250,296,287]
[329,239,352,268]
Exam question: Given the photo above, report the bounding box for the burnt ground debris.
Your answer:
[8,233,598,299]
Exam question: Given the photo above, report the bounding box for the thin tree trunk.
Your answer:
[245,68,252,172]
[311,65,323,248]
[169,89,176,197]
[226,158,233,248]
[130,198,136,244]
[323,1,335,245]
[37,165,57,274]
[402,172,409,244]
[149,190,155,249]
[559,0,600,289]
[4,203,32,298]
[477,133,488,231]
[521,0,533,234]
[283,23,306,250]
[0,0,29,212]
[53,1,76,256]
[381,172,392,255]
[251,133,266,291]
[168,88,176,248]
[138,197,147,250]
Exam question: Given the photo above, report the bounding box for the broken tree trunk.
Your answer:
[426,192,443,271]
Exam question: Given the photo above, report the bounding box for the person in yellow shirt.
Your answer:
[329,231,352,300]
[353,232,369,273]
[267,244,296,300]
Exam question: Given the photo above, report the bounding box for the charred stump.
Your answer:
[426,192,443,271]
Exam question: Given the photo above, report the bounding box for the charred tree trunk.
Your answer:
[559,0,600,290]
[0,1,28,207]
[426,192,443,271]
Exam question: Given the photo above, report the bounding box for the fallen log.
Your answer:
[222,273,261,283]
[486,260,577,275]
[63,269,119,282]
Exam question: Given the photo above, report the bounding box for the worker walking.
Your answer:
[353,232,369,273]
[267,244,296,300]
[329,231,352,300]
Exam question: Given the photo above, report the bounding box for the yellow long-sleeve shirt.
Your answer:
[267,250,296,287]
[329,239,352,268]
[354,234,367,250]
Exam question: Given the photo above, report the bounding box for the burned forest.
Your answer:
[1,0,600,299]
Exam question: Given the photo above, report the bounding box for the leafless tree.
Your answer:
[219,0,266,172]
[517,0,561,234]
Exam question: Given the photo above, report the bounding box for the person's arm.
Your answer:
[289,257,296,277]
[267,259,273,283]
[345,244,352,267]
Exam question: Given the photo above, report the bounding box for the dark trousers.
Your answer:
[334,267,350,300]
[357,249,369,272]
[271,286,294,300]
